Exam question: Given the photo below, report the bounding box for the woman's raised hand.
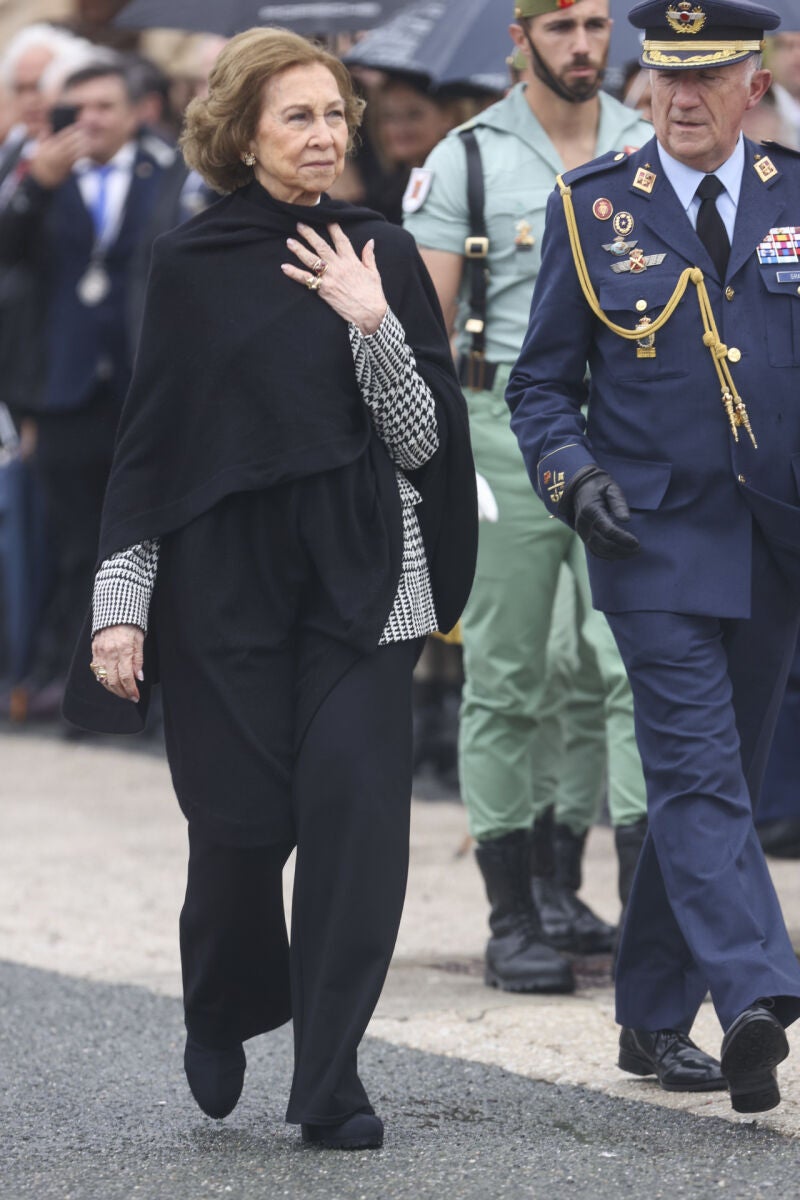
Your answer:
[282,222,388,335]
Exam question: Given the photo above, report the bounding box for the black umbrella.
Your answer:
[344,0,510,94]
[114,0,409,37]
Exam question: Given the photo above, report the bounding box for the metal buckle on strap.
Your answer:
[464,235,489,259]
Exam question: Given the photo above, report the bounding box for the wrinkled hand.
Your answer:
[560,465,640,560]
[476,472,499,523]
[282,221,388,334]
[90,624,145,702]
[29,125,89,189]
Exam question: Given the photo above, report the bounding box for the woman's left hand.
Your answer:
[282,222,388,335]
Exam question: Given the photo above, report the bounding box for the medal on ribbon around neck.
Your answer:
[77,260,110,307]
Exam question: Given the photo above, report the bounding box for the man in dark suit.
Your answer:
[0,58,175,712]
[506,0,800,1114]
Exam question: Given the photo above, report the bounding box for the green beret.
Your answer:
[514,0,585,20]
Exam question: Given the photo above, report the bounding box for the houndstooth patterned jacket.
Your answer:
[92,308,440,646]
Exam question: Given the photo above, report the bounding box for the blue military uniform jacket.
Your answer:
[507,134,800,619]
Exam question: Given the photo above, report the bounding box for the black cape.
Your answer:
[64,182,476,733]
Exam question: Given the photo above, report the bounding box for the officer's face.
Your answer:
[650,60,771,173]
[512,0,612,100]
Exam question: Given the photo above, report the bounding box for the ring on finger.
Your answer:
[311,258,327,277]
[305,275,322,291]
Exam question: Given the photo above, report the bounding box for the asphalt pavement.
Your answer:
[2,725,800,1200]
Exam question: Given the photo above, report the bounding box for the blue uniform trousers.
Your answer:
[609,531,800,1034]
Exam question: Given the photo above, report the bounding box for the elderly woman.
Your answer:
[64,29,476,1151]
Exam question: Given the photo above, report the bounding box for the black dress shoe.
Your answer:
[184,1037,246,1119]
[618,1027,727,1092]
[720,1003,789,1113]
[301,1112,384,1150]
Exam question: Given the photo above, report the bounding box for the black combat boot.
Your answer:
[552,822,617,955]
[475,830,574,993]
[529,808,575,951]
[612,815,648,970]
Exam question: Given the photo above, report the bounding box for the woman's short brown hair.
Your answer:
[180,27,365,194]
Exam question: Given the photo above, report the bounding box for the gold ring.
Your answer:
[311,259,327,277]
[305,275,322,291]
[92,665,108,682]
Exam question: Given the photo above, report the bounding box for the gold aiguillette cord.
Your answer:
[556,176,757,449]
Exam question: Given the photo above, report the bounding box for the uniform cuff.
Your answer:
[536,444,596,516]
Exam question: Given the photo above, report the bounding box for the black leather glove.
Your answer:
[559,465,641,560]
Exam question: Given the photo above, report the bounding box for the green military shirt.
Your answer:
[403,83,652,365]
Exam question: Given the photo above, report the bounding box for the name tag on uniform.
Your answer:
[776,270,800,283]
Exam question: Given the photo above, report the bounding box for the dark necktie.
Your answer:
[695,174,730,279]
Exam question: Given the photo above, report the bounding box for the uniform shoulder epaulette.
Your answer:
[561,150,631,189]
[760,139,800,160]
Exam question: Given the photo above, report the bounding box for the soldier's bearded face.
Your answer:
[526,0,611,100]
[650,60,771,174]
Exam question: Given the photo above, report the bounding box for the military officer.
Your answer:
[507,0,800,1113]
[404,0,654,1002]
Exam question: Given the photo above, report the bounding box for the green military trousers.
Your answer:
[459,365,646,843]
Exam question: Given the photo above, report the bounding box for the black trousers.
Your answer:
[179,637,421,1126]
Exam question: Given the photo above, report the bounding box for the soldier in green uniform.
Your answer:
[404,0,651,994]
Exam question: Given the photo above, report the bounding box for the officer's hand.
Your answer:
[560,465,640,560]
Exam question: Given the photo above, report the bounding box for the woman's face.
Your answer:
[249,62,349,205]
[377,82,455,168]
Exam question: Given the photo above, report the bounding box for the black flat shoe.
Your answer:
[618,1027,727,1092]
[720,1004,789,1113]
[184,1037,246,1119]
[301,1112,384,1150]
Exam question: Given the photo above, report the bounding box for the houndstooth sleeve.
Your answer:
[92,540,160,635]
[348,307,439,469]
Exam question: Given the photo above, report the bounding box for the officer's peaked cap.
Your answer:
[629,0,780,69]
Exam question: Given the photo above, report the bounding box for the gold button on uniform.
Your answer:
[635,299,647,312]
[728,347,742,363]
[725,286,735,301]
[614,152,625,161]
[738,474,746,484]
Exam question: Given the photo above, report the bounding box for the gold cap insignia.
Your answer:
[666,2,707,34]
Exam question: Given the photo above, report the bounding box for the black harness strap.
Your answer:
[458,128,490,390]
